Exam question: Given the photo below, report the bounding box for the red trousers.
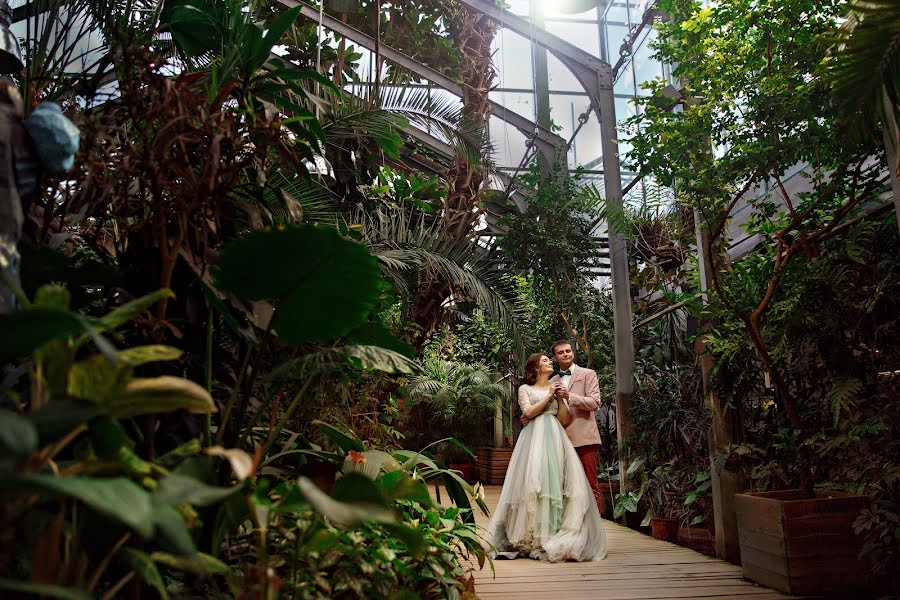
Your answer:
[575,444,604,514]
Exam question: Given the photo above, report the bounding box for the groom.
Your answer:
[549,340,605,514]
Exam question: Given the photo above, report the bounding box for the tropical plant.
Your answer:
[500,164,613,368]
[353,206,527,359]
[0,284,244,598]
[627,0,891,497]
[408,359,508,462]
[826,0,900,149]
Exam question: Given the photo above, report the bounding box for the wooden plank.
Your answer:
[446,485,796,600]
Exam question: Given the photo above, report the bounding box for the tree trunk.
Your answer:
[409,7,496,350]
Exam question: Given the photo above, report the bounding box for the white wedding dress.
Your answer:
[484,384,608,562]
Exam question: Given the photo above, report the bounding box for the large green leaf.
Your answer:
[28,397,101,445]
[314,420,365,453]
[0,308,83,360]
[118,345,183,366]
[93,289,175,335]
[344,345,421,374]
[150,551,229,576]
[67,354,131,404]
[0,475,153,537]
[330,472,387,505]
[296,476,394,527]
[255,5,302,70]
[160,2,219,57]
[121,549,169,600]
[106,376,216,418]
[152,503,196,557]
[377,471,433,507]
[68,347,184,407]
[152,474,242,507]
[0,410,38,460]
[212,226,382,344]
[0,579,91,600]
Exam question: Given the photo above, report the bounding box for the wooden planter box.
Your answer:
[476,447,512,484]
[735,490,868,596]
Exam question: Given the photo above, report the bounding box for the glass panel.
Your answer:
[489,116,531,169]
[604,23,629,62]
[614,62,636,96]
[546,20,601,59]
[633,29,662,93]
[548,93,588,142]
[493,29,534,90]
[603,1,630,24]
[540,2,598,19]
[547,53,584,93]
[568,109,603,168]
[490,90,535,121]
[505,0,533,16]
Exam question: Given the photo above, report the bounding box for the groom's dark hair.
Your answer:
[551,339,575,355]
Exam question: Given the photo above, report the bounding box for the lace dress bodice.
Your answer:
[519,384,558,417]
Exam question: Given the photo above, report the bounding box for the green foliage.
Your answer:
[408,360,507,459]
[499,164,614,368]
[0,287,241,594]
[213,225,383,345]
[272,501,483,600]
[825,0,900,143]
[353,207,528,360]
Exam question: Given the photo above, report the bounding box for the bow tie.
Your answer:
[557,369,572,377]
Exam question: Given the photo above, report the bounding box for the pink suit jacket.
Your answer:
[551,364,602,448]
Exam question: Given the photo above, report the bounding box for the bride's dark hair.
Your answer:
[523,352,549,385]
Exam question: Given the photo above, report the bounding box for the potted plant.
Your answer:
[409,359,507,484]
[677,470,715,556]
[643,464,681,542]
[598,463,619,519]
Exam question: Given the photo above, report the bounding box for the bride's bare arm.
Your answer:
[556,396,572,427]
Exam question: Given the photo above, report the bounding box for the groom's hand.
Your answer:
[520,414,530,426]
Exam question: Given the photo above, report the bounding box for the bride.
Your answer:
[484,352,608,562]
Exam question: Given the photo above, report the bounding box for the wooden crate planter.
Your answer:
[735,489,868,596]
[476,447,512,484]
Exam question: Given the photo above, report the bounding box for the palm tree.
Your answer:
[353,206,527,361]
[409,358,508,459]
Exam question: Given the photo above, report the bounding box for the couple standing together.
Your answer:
[485,340,608,562]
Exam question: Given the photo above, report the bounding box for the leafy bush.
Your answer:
[0,286,242,597]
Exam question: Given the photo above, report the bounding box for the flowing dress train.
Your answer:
[484,384,608,562]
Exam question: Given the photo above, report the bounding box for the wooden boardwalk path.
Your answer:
[462,485,795,600]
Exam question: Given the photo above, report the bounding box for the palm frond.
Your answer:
[266,344,420,382]
[827,0,900,142]
[353,208,529,362]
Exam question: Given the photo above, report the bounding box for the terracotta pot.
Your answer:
[735,490,873,597]
[597,482,616,519]
[650,517,679,542]
[677,524,715,557]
